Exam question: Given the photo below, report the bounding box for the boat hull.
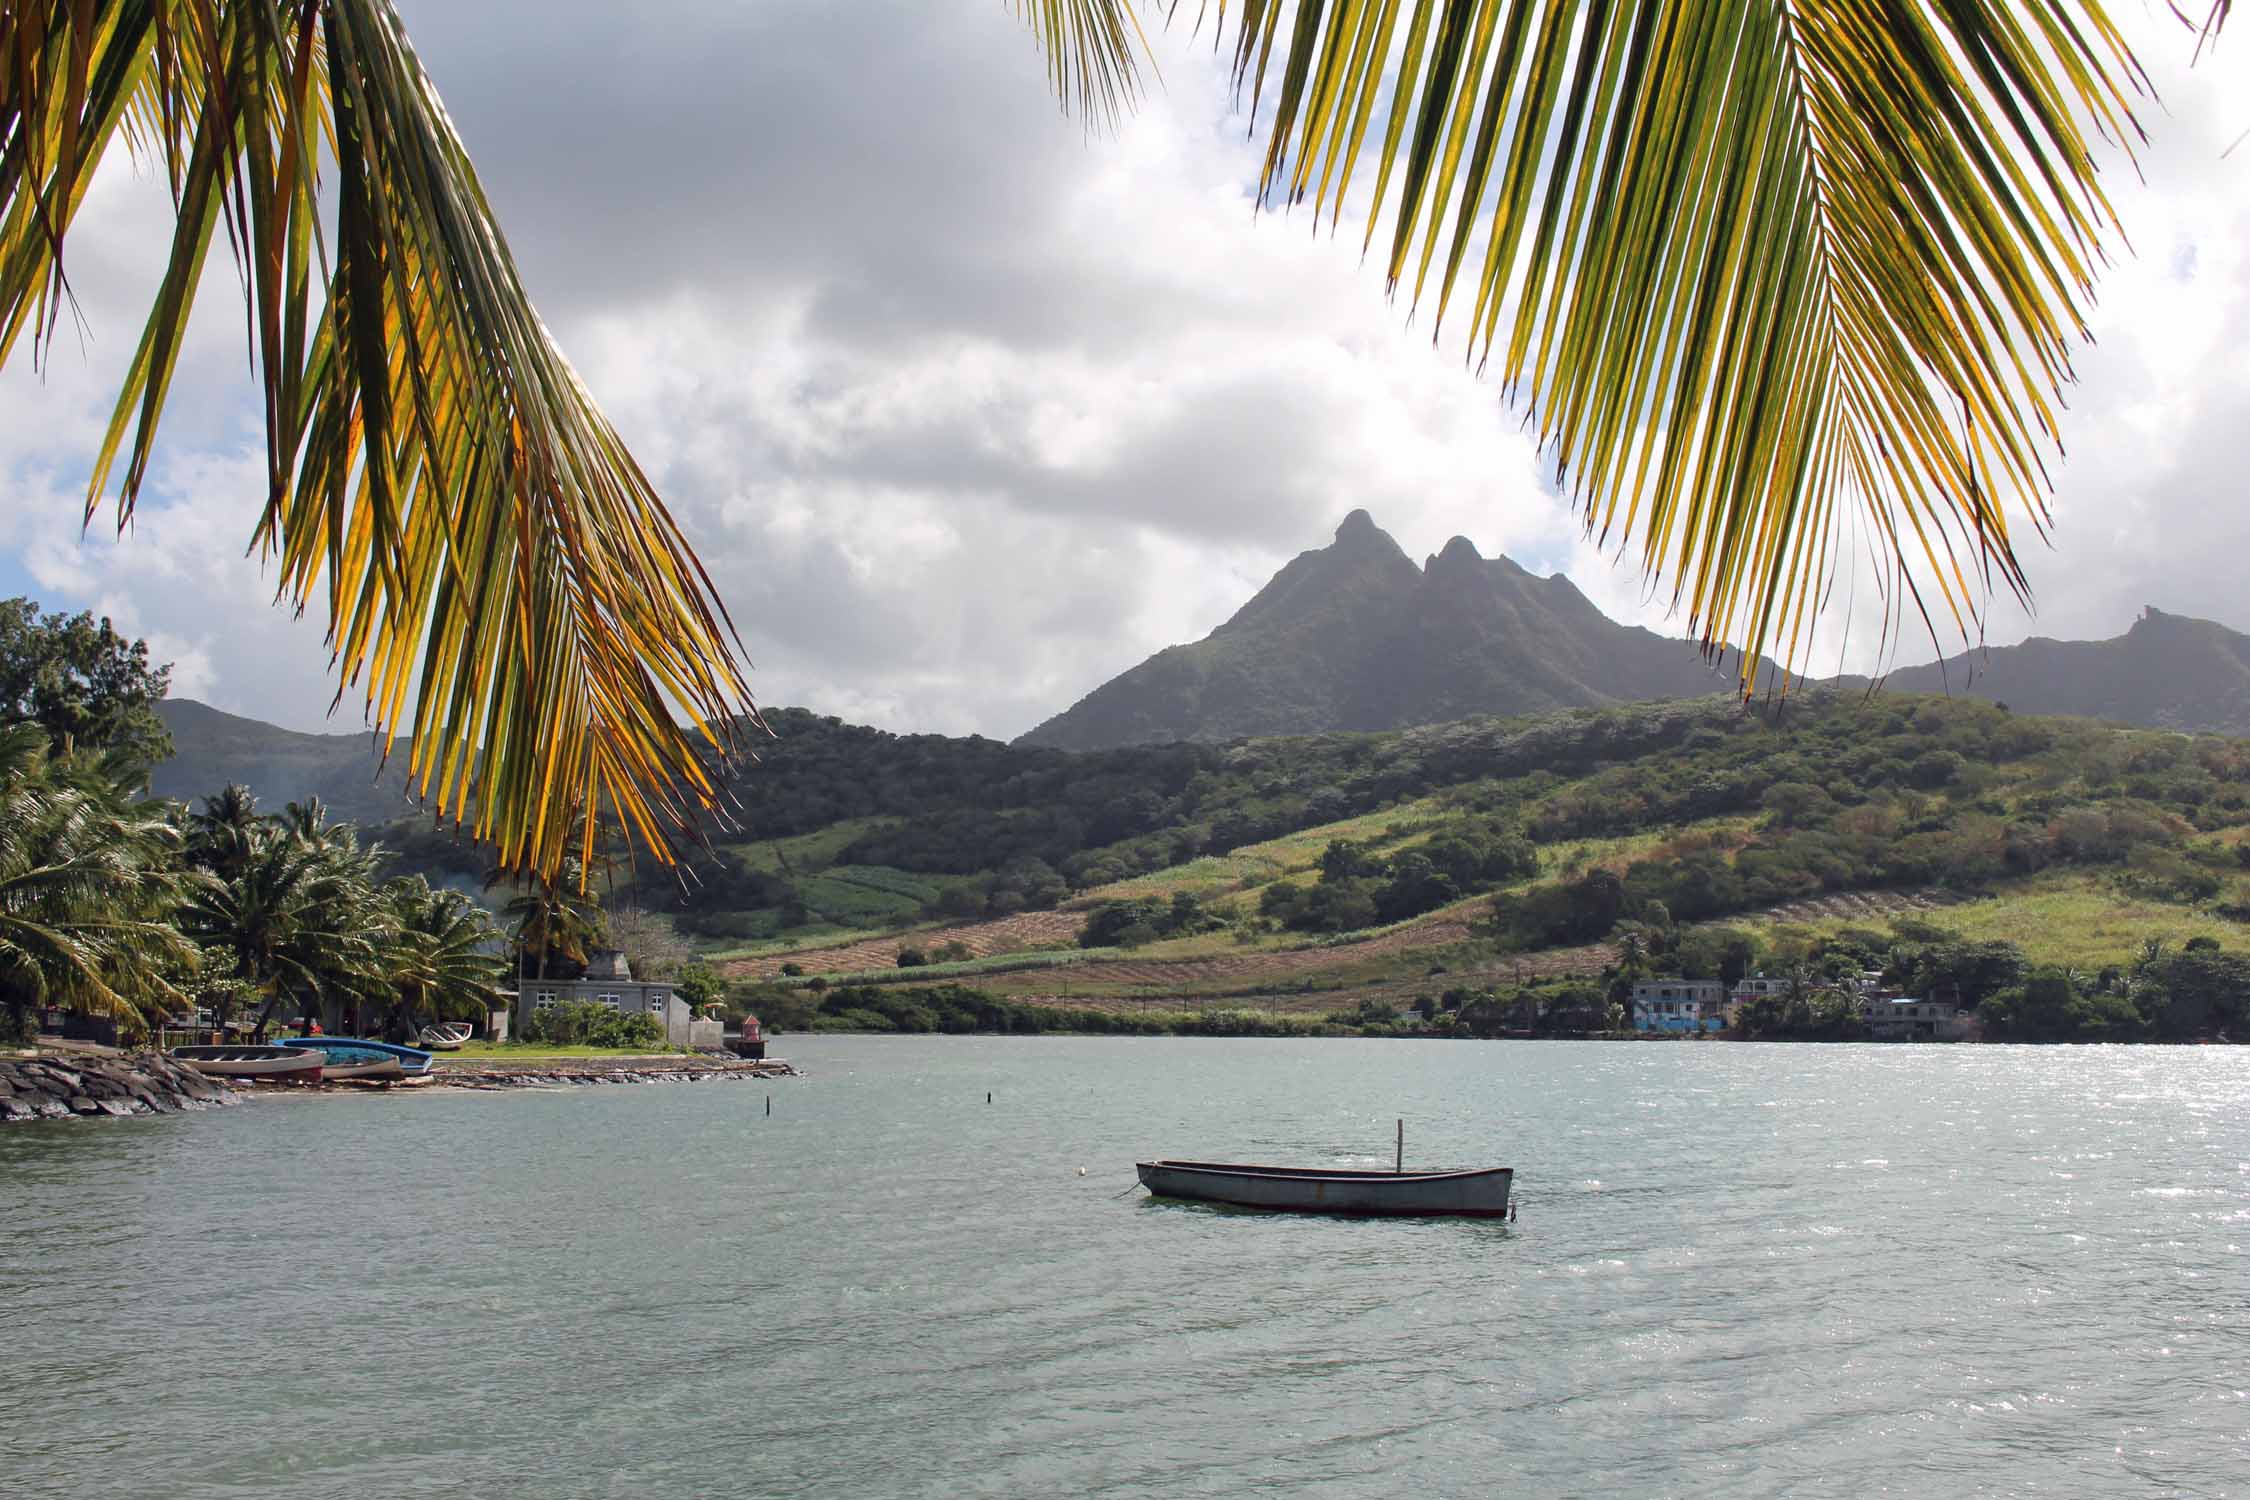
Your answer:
[317,1055,407,1081]
[1136,1160,1513,1218]
[274,1037,436,1076]
[169,1046,325,1083]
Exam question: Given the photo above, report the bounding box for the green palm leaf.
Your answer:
[1032,1,2169,681]
[2,1,759,884]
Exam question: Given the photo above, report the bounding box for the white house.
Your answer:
[1867,997,1974,1042]
[1630,979,1729,1034]
[1730,974,1793,1006]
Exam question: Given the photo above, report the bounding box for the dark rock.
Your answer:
[70,1097,103,1114]
[96,1098,137,1117]
[36,1099,73,1120]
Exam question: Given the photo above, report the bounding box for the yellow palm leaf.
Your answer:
[1,0,760,884]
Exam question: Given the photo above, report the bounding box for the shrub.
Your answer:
[588,1012,664,1049]
[519,1002,665,1049]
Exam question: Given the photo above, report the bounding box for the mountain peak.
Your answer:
[1016,515,1745,750]
[1335,508,1381,544]
[1430,535,1484,572]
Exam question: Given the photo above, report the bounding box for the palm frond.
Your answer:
[2,2,759,885]
[1007,0,1155,128]
[1037,2,2163,681]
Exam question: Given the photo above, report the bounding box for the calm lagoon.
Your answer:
[3,1036,2245,1497]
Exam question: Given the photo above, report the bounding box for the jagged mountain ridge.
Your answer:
[148,517,2250,818]
[1020,511,2250,750]
[1866,606,2250,736]
[1016,509,1745,750]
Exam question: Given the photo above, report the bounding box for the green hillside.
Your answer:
[150,698,416,827]
[681,690,2250,987]
[707,693,2250,1043]
[144,677,2250,1041]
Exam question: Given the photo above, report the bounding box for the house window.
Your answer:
[534,991,558,1011]
[597,992,622,1010]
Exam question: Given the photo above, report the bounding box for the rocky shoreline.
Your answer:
[0,1049,242,1121]
[0,1048,798,1123]
[431,1055,799,1090]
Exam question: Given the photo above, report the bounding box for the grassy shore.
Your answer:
[436,1041,707,1064]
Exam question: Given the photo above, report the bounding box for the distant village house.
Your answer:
[1631,971,1974,1041]
[513,950,721,1050]
[1866,997,1975,1042]
[1629,979,1729,1034]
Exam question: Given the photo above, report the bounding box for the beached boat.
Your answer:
[417,1023,470,1051]
[169,1045,325,1084]
[274,1037,437,1077]
[272,1040,404,1081]
[1135,1160,1514,1218]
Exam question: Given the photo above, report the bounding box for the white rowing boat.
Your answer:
[169,1045,326,1084]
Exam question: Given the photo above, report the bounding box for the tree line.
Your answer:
[0,603,507,1045]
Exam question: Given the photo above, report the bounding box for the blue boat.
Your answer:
[274,1037,437,1079]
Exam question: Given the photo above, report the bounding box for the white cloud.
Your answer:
[1,1,2245,738]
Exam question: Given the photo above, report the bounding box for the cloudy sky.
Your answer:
[2,2,2246,740]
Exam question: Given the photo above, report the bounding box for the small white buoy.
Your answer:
[1077,1167,1087,1176]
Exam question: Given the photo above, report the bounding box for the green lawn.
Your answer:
[1076,802,1750,912]
[1076,796,1461,904]
[720,818,900,874]
[437,1041,699,1063]
[794,865,954,925]
[1765,870,2247,968]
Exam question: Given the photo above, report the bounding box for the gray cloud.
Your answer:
[1,1,2245,742]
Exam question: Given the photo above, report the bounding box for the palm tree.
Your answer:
[1,2,2217,881]
[377,878,506,1041]
[183,818,384,1035]
[0,725,197,1041]
[499,864,605,983]
[1615,928,1650,981]
[187,784,263,881]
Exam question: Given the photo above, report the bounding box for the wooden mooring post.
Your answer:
[1395,1119,1404,1174]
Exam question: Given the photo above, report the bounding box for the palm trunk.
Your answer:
[251,990,285,1038]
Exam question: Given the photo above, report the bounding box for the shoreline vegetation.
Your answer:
[732,982,2244,1045]
[2,1041,798,1124]
[12,603,2250,1063]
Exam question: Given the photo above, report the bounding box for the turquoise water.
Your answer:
[3,1037,2246,1496]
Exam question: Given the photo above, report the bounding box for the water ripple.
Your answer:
[3,1038,2246,1497]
